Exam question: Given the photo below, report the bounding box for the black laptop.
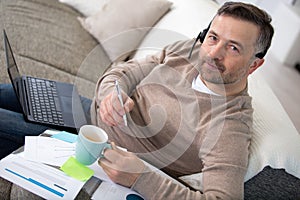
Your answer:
[3,30,87,131]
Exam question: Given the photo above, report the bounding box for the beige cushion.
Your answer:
[58,0,110,17]
[78,0,172,62]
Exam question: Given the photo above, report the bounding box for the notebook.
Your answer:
[3,30,87,131]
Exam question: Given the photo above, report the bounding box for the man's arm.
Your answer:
[93,53,164,126]
[95,52,166,102]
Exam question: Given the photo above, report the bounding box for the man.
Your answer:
[0,1,274,199]
[94,2,274,199]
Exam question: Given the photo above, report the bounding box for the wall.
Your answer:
[259,0,300,66]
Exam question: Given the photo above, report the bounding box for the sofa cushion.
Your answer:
[132,0,218,59]
[78,0,172,62]
[0,0,111,98]
[58,0,111,17]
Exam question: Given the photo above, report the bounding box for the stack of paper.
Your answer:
[0,130,145,200]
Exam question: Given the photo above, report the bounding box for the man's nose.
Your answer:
[208,43,225,60]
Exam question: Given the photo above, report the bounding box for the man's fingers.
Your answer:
[98,158,117,177]
[112,91,127,116]
[102,148,121,163]
[99,90,133,127]
[110,142,129,157]
[100,99,117,126]
[100,93,124,126]
[124,97,134,113]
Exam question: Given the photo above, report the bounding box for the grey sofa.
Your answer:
[0,0,112,99]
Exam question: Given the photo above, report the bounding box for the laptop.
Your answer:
[3,30,87,131]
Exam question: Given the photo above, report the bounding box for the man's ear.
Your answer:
[249,58,264,75]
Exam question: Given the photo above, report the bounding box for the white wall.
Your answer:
[258,0,300,66]
[216,0,261,5]
[217,0,262,5]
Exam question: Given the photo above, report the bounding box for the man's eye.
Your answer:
[208,35,217,41]
[206,35,218,44]
[230,45,239,52]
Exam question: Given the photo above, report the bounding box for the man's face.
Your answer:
[199,15,260,85]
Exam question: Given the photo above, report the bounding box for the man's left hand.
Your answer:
[98,143,145,188]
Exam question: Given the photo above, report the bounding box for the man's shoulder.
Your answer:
[164,39,195,54]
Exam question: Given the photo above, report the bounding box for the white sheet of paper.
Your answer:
[24,136,75,166]
[92,181,144,200]
[0,153,85,200]
[89,161,144,200]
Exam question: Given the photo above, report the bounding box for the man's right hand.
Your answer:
[99,90,134,126]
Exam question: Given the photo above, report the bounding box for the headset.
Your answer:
[188,23,210,59]
[188,22,266,59]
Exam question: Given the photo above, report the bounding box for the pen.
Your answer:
[115,80,128,126]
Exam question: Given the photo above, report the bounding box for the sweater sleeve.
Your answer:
[95,50,166,102]
[132,166,206,200]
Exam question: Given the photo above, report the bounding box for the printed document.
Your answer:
[0,153,84,199]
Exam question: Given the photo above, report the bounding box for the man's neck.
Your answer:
[199,76,247,96]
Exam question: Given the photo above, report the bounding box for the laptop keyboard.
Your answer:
[27,77,64,125]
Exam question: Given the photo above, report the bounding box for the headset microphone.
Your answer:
[188,23,210,59]
[188,32,201,59]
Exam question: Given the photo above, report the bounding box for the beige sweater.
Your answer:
[91,39,253,199]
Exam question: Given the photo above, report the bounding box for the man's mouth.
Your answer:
[205,62,225,73]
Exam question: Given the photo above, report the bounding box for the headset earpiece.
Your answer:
[255,51,266,59]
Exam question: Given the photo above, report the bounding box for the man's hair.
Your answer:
[217,2,274,58]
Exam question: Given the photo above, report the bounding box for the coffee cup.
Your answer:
[75,125,111,165]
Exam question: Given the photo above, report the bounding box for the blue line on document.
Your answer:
[5,168,64,197]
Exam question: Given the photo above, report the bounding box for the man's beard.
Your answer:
[198,56,247,85]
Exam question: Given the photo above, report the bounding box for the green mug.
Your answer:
[75,125,111,165]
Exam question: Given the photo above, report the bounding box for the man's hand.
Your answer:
[99,90,134,126]
[98,143,145,188]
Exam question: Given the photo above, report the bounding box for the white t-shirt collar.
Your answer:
[192,75,220,96]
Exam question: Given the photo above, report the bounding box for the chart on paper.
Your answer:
[0,153,85,199]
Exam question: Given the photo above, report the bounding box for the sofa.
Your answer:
[0,0,112,99]
[1,0,300,199]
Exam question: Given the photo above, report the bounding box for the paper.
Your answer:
[24,136,75,166]
[0,153,85,200]
[1,132,147,200]
[92,181,144,200]
[60,157,94,181]
[89,159,145,200]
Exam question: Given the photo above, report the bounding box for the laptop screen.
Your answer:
[3,30,23,99]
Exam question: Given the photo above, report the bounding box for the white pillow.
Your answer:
[179,72,300,191]
[245,71,300,181]
[78,0,172,62]
[132,0,219,59]
[59,0,110,17]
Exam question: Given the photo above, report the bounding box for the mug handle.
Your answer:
[99,143,112,158]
